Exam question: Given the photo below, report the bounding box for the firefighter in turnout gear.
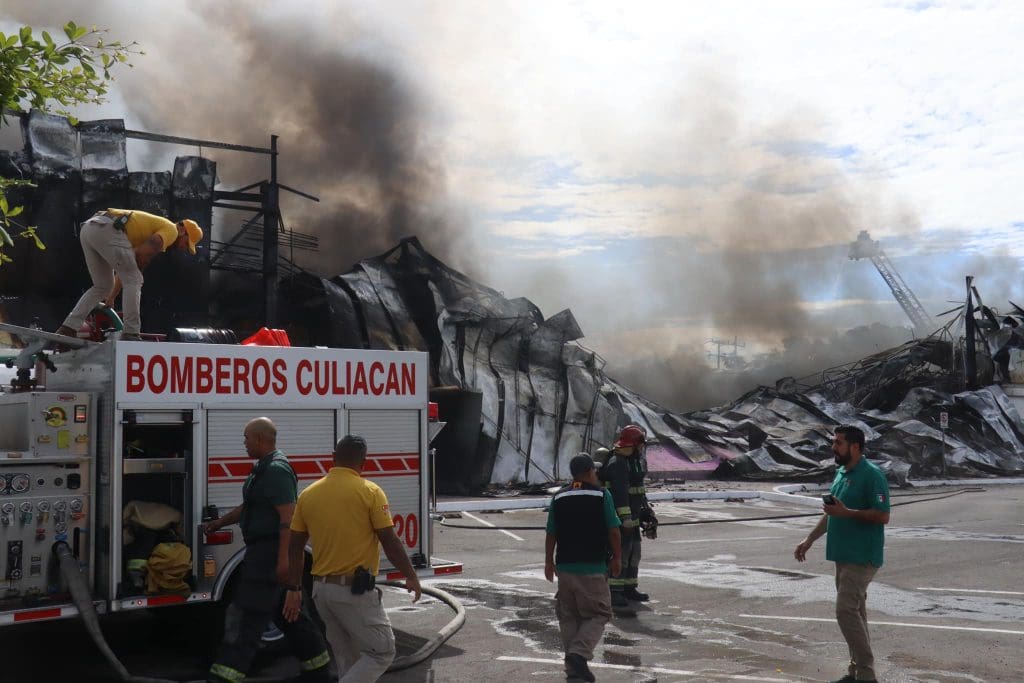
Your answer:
[599,424,654,607]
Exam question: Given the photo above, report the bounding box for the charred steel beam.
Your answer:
[279,183,320,203]
[229,180,268,193]
[213,190,263,202]
[8,110,274,155]
[263,135,280,326]
[212,201,263,211]
[964,275,977,390]
[124,129,273,154]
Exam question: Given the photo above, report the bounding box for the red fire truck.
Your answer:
[0,327,460,626]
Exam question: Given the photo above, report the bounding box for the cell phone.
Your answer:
[822,494,835,505]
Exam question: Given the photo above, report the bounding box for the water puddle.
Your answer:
[640,555,1024,623]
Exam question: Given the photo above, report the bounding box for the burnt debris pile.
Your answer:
[278,240,1024,491]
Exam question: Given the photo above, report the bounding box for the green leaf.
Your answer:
[64,22,76,41]
[73,26,88,40]
[19,26,31,44]
[7,205,23,218]
[22,228,45,250]
[42,30,54,47]
[0,195,7,212]
[0,224,13,247]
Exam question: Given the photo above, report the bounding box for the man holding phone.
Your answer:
[794,425,890,683]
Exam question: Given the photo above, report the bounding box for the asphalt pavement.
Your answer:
[2,485,1021,682]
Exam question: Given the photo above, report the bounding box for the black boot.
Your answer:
[624,587,649,602]
[611,590,629,608]
[565,653,595,682]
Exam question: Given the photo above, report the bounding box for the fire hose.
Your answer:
[437,487,986,531]
[53,541,465,681]
[53,540,179,683]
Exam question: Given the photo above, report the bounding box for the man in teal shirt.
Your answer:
[795,425,890,683]
[545,454,622,682]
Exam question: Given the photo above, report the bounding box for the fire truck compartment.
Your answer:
[117,411,196,598]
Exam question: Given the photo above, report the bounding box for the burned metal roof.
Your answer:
[290,238,1024,491]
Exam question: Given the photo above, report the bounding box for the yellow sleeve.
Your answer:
[127,210,178,251]
[369,484,393,530]
[290,496,308,533]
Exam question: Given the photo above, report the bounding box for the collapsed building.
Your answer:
[3,112,1023,491]
[270,243,1024,491]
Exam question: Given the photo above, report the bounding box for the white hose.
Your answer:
[382,581,467,672]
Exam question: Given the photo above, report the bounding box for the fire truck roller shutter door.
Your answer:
[206,409,337,509]
[347,409,423,560]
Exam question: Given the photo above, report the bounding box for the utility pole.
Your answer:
[706,337,745,370]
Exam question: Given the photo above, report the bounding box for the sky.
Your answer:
[3,1,1024,404]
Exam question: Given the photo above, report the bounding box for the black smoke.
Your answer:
[0,3,476,276]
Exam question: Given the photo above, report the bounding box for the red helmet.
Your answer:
[614,424,646,449]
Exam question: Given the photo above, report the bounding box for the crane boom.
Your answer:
[849,230,932,332]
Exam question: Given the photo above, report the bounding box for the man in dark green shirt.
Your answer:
[203,417,330,683]
[546,454,622,682]
[795,425,890,683]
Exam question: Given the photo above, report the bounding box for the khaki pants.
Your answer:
[835,562,879,681]
[62,214,144,335]
[312,581,396,682]
[555,572,612,665]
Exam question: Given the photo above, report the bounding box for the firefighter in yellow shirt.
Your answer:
[55,208,203,340]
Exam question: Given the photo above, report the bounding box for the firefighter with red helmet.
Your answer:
[599,424,657,607]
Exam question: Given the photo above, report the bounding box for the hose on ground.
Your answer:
[54,539,465,681]
[437,487,986,531]
[53,540,179,683]
[382,581,467,672]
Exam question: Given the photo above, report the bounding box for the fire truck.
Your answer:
[0,326,460,627]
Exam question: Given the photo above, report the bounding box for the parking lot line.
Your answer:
[916,587,1024,596]
[669,535,784,544]
[496,655,794,681]
[738,614,1024,635]
[462,511,525,541]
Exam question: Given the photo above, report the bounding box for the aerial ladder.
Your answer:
[849,230,933,333]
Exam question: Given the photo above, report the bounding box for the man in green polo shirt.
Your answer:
[794,425,890,683]
[203,417,330,683]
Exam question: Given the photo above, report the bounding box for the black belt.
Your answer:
[94,210,129,231]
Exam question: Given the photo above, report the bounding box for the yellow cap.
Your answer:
[179,219,203,255]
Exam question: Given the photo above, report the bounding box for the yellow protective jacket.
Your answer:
[145,542,192,596]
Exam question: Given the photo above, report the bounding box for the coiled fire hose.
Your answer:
[53,541,465,681]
